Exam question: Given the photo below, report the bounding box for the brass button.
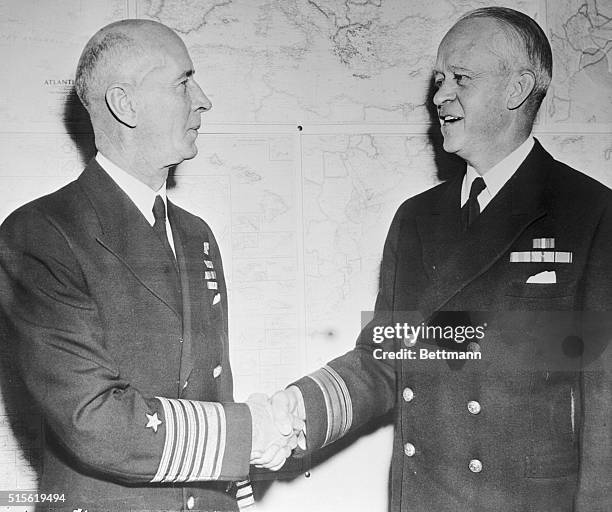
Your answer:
[402,387,414,402]
[469,459,483,473]
[213,365,222,378]
[403,442,416,457]
[403,333,417,347]
[467,400,481,415]
[186,496,195,510]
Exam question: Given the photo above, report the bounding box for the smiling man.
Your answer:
[0,19,298,512]
[432,11,546,174]
[264,7,612,511]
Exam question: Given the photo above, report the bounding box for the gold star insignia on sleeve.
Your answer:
[146,412,162,433]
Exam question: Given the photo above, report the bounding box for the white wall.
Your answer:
[1,1,611,511]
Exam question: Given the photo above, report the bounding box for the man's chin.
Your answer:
[164,147,198,168]
[181,145,199,161]
[442,139,461,155]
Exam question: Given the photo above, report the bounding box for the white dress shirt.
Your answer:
[95,152,176,256]
[461,137,535,212]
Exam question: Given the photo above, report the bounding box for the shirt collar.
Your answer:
[95,152,167,226]
[461,136,534,211]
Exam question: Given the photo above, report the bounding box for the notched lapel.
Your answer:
[79,160,183,318]
[417,142,551,318]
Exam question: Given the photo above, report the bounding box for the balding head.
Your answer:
[75,19,211,188]
[433,8,551,172]
[75,19,183,112]
[453,7,552,117]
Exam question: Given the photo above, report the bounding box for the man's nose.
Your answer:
[191,80,212,112]
[433,80,455,107]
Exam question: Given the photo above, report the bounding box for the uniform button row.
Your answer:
[402,389,482,472]
[180,366,223,391]
[403,443,484,474]
[403,340,483,351]
[403,387,481,416]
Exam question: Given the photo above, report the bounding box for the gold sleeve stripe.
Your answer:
[192,404,211,479]
[151,398,227,482]
[152,397,175,482]
[328,365,352,443]
[211,402,227,480]
[177,399,198,481]
[187,399,207,482]
[236,479,256,510]
[166,399,187,480]
[308,365,352,447]
[190,402,225,481]
[200,403,216,479]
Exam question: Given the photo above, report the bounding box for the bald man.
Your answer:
[268,7,612,511]
[0,20,297,512]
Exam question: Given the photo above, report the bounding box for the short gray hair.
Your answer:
[459,7,552,111]
[75,29,143,109]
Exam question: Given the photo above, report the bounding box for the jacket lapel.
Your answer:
[78,160,183,318]
[417,171,464,284]
[417,140,552,319]
[169,202,200,387]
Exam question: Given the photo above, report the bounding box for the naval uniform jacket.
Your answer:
[293,141,612,511]
[0,160,252,511]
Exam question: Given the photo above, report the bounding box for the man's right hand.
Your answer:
[271,386,306,450]
[246,393,299,471]
[246,387,306,470]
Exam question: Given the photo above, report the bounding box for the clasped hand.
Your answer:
[246,387,306,471]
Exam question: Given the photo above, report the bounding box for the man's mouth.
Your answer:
[439,114,463,126]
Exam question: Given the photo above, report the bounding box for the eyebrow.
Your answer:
[449,65,473,74]
[432,65,474,76]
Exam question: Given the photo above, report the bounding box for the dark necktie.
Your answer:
[152,195,177,262]
[461,176,486,231]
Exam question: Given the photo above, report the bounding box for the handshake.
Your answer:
[246,386,307,471]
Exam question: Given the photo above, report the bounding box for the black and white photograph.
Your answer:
[0,1,610,511]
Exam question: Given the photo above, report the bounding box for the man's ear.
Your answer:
[507,70,536,110]
[105,83,137,127]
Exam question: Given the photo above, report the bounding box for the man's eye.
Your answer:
[433,77,443,88]
[454,73,466,84]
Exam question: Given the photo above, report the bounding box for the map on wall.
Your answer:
[547,0,612,124]
[136,0,539,124]
[0,0,128,132]
[0,0,611,509]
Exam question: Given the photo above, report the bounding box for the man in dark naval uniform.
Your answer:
[0,19,297,512]
[258,7,612,512]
